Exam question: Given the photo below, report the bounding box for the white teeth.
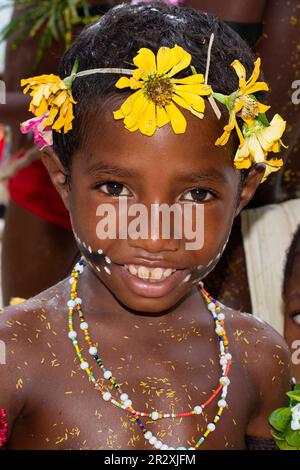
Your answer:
[128,264,138,275]
[105,256,111,264]
[104,266,111,275]
[138,266,150,279]
[126,264,176,281]
[150,268,163,280]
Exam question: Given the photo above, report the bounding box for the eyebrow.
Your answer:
[85,162,228,183]
[85,162,140,178]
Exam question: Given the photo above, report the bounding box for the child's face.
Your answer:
[50,95,262,313]
[284,251,300,381]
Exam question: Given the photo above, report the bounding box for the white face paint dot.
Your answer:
[98,249,103,255]
[82,241,87,249]
[183,273,191,283]
[88,246,92,253]
[105,256,111,264]
[96,266,101,272]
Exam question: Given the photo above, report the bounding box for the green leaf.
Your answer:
[269,407,291,432]
[287,391,300,402]
[256,113,269,127]
[271,430,285,441]
[285,426,300,448]
[293,383,300,391]
[212,92,227,106]
[275,439,298,450]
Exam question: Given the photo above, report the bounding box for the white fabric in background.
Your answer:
[241,198,300,335]
[0,1,14,74]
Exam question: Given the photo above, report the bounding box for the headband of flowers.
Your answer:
[20,37,286,182]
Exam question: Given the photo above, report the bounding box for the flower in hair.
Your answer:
[214,58,270,147]
[113,44,212,136]
[21,71,77,134]
[233,114,286,182]
[20,115,53,149]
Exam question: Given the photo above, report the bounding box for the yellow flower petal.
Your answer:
[113,109,125,120]
[172,74,205,85]
[231,60,246,83]
[165,101,186,134]
[156,106,170,128]
[248,134,265,163]
[138,101,156,136]
[156,46,175,75]
[174,90,205,113]
[133,48,156,75]
[167,45,191,78]
[120,89,143,115]
[115,77,132,89]
[124,93,149,128]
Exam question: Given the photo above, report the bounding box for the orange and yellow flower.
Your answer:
[113,45,212,136]
[233,114,286,182]
[214,58,270,147]
[21,74,76,133]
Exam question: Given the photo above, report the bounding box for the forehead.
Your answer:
[76,93,236,176]
[286,251,300,296]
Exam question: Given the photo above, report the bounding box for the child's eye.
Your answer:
[182,188,213,203]
[96,181,131,197]
[291,312,300,325]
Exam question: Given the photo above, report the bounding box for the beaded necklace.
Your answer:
[67,258,232,450]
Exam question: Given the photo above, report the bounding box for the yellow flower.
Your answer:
[233,114,286,182]
[215,58,270,147]
[21,74,77,133]
[113,45,212,136]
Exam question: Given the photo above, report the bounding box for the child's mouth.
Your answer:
[117,263,191,298]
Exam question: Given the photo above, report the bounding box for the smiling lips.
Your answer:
[124,264,177,282]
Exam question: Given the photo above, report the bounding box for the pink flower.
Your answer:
[0,409,7,448]
[20,114,53,149]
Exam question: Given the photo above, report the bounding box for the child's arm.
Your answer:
[245,317,291,447]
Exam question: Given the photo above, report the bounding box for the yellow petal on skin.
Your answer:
[156,106,170,128]
[138,101,157,136]
[215,129,231,146]
[172,74,205,85]
[115,77,132,89]
[125,123,139,132]
[165,101,187,134]
[173,90,205,112]
[113,109,125,120]
[120,89,143,115]
[133,48,156,75]
[167,46,191,78]
[173,83,209,95]
[172,93,191,111]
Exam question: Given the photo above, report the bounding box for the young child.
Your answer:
[283,225,300,382]
[0,1,291,450]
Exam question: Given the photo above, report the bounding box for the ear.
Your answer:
[40,147,70,211]
[234,164,265,216]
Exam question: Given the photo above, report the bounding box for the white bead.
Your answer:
[154,440,162,449]
[68,331,77,340]
[225,353,232,361]
[220,357,227,366]
[80,322,88,330]
[218,399,227,408]
[193,405,203,415]
[168,447,175,450]
[151,411,159,420]
[161,445,169,450]
[103,370,112,379]
[67,300,76,309]
[123,399,132,408]
[220,376,230,386]
[120,393,129,402]
[149,436,157,445]
[75,264,83,273]
[89,347,98,356]
[208,302,216,312]
[80,361,89,370]
[102,392,111,401]
[73,340,78,345]
[97,249,103,254]
[215,325,223,334]
[69,277,75,284]
[188,447,195,450]
[218,313,225,321]
[176,447,186,450]
[144,431,152,440]
[207,423,216,431]
[75,297,82,304]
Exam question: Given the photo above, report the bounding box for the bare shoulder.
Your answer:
[0,278,69,437]
[223,305,291,439]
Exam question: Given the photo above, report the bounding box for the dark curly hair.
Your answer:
[53,1,260,178]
